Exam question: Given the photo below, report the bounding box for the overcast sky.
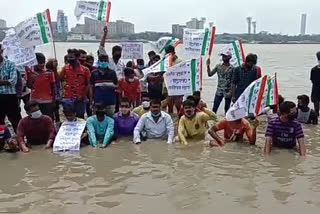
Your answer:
[1,0,320,35]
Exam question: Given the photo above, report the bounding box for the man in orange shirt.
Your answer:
[27,53,56,120]
[208,117,259,147]
[60,49,91,118]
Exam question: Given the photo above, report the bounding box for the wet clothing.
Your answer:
[214,118,253,141]
[113,112,139,137]
[297,108,318,124]
[86,115,114,147]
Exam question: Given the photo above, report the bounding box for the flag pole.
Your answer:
[46,9,57,59]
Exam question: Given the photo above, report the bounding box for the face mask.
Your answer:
[142,101,150,109]
[96,111,105,117]
[120,108,130,115]
[151,111,161,118]
[127,78,135,83]
[185,111,195,118]
[30,110,42,119]
[138,65,145,70]
[68,58,77,65]
[287,113,296,121]
[98,61,109,69]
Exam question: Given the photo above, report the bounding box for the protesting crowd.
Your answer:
[2,24,320,157]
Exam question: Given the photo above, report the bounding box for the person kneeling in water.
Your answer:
[208,115,259,147]
[177,99,216,145]
[86,103,114,148]
[264,101,306,156]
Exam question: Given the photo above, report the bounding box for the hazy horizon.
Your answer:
[1,0,320,35]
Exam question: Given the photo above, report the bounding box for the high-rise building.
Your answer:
[300,13,307,35]
[252,21,257,34]
[172,24,186,38]
[186,18,206,29]
[57,10,68,34]
[247,17,252,34]
[0,19,7,28]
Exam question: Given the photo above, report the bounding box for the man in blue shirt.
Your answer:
[89,54,118,117]
[0,44,22,132]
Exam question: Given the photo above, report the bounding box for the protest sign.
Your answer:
[75,0,112,22]
[150,37,181,54]
[142,54,173,80]
[165,58,202,96]
[226,75,278,121]
[183,27,216,56]
[219,40,245,67]
[53,121,86,152]
[121,42,143,59]
[2,31,37,67]
[14,9,53,48]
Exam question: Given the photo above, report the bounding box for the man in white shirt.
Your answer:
[134,99,175,144]
[98,26,125,80]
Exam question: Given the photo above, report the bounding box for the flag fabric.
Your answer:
[14,9,53,47]
[165,57,202,96]
[226,75,279,121]
[183,27,216,56]
[142,54,173,80]
[219,40,245,67]
[151,37,181,54]
[74,1,112,22]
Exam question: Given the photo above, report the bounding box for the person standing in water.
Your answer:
[310,51,320,117]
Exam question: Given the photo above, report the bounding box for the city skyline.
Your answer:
[1,0,320,35]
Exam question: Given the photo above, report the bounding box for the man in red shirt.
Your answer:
[116,68,141,107]
[27,53,56,120]
[60,49,91,118]
[17,101,56,153]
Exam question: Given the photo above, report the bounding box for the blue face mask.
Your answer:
[151,111,161,118]
[98,61,109,69]
[138,65,145,70]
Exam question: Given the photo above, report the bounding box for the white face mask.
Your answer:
[128,78,135,83]
[142,101,150,109]
[30,110,42,119]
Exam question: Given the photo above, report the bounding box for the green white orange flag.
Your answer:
[75,1,112,22]
[14,9,53,47]
[220,40,245,67]
[226,74,279,121]
[165,57,202,96]
[183,27,216,56]
[142,54,173,80]
[150,37,181,54]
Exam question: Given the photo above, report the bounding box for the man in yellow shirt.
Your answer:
[133,92,150,117]
[177,99,217,145]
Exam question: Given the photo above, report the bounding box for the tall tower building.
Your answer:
[252,21,257,34]
[300,13,307,35]
[247,17,252,34]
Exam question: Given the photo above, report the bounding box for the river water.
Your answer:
[1,43,320,214]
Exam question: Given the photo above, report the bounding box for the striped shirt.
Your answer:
[0,59,17,94]
[265,117,304,149]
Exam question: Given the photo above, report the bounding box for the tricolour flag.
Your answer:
[226,74,279,121]
[165,57,202,96]
[183,26,216,56]
[75,1,112,22]
[14,9,53,47]
[142,54,173,80]
[219,40,245,67]
[151,37,181,54]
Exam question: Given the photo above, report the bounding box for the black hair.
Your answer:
[35,53,46,65]
[64,54,68,63]
[151,99,162,106]
[165,45,175,54]
[153,55,161,62]
[24,100,39,112]
[137,59,144,65]
[98,53,109,61]
[148,51,156,57]
[67,49,80,58]
[245,54,256,64]
[141,92,149,98]
[86,55,94,62]
[186,95,196,102]
[279,101,296,114]
[124,68,135,77]
[63,104,76,114]
[95,103,106,111]
[120,97,131,105]
[112,45,122,54]
[79,49,87,55]
[297,95,310,105]
[317,51,320,60]
[183,99,196,108]
[126,61,134,68]
[278,95,285,104]
[193,91,201,97]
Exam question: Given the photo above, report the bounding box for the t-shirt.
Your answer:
[0,125,11,141]
[116,78,141,103]
[265,117,304,149]
[60,64,90,99]
[232,65,259,99]
[133,106,149,117]
[215,118,252,141]
[28,71,55,103]
[90,69,118,106]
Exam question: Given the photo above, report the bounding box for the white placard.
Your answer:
[121,42,143,59]
[53,121,86,152]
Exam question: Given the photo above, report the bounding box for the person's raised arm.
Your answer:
[100,26,108,48]
[202,108,217,122]
[297,138,306,156]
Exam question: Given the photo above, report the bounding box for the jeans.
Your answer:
[0,94,22,133]
[62,98,86,119]
[212,93,232,114]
